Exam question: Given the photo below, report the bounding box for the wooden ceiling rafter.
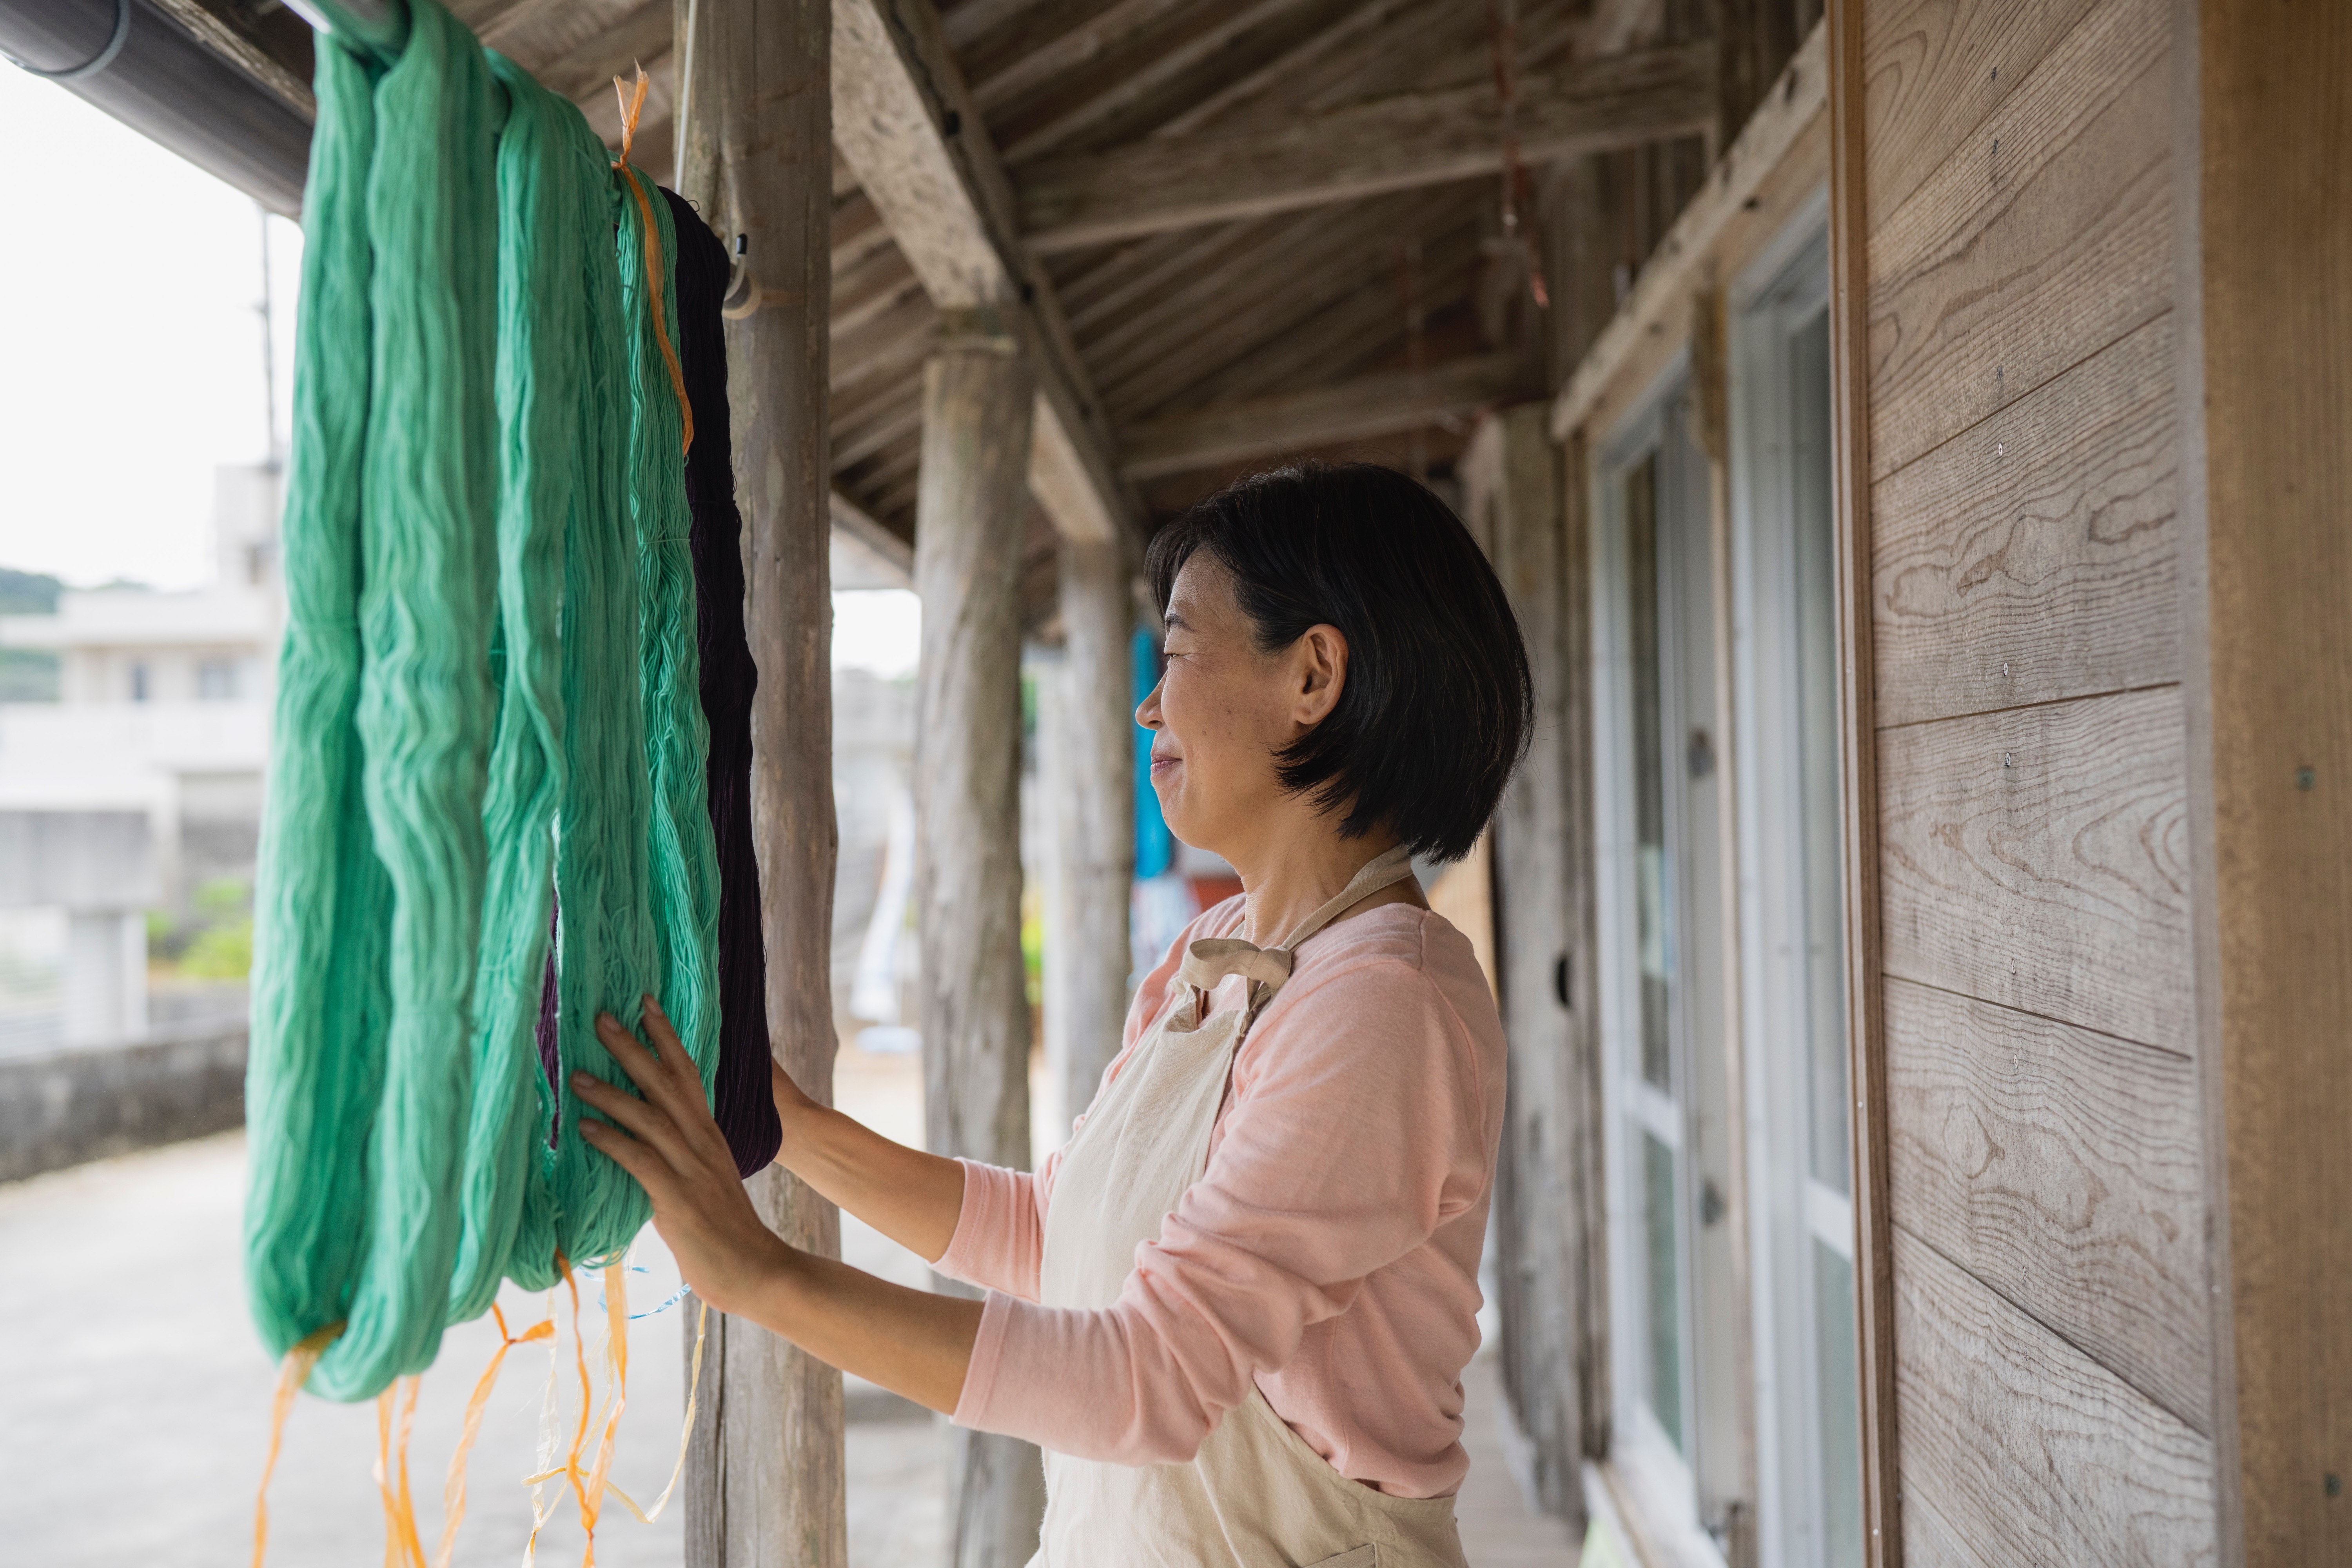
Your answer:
[831,249,927,341]
[1074,181,1477,370]
[1161,223,1494,414]
[1073,205,1357,379]
[1085,185,1492,418]
[1116,349,1529,478]
[1174,0,1494,136]
[832,399,930,472]
[1051,218,1271,335]
[984,0,1327,162]
[957,0,1192,114]
[833,0,1137,544]
[1018,38,1716,252]
[1001,0,1374,162]
[1103,230,1492,426]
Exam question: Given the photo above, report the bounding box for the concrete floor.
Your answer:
[0,1045,1572,1565]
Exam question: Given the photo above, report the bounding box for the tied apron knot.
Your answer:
[1170,939,1293,1032]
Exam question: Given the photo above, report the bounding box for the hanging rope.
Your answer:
[1486,0,1549,310]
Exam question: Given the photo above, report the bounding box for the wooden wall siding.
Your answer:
[1869,312,2178,730]
[1849,0,2220,1553]
[1891,1230,2216,1568]
[1858,0,2103,221]
[1875,686,2192,1056]
[1863,0,2171,482]
[1884,977,2209,1430]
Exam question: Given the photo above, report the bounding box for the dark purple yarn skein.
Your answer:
[536,194,783,1174]
[665,186,783,1178]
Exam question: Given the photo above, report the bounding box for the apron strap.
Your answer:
[1171,844,1419,1029]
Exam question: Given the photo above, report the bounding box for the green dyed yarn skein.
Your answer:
[245,0,721,1401]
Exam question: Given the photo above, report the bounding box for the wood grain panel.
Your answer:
[1900,1488,1995,1568]
[1870,312,2177,727]
[1864,0,2170,479]
[1876,686,2191,1053]
[1860,0,2102,221]
[1884,977,2209,1430]
[1891,1228,2216,1567]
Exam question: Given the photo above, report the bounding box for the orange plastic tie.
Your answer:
[556,1254,597,1555]
[434,1303,554,1568]
[252,1319,344,1568]
[375,1376,427,1568]
[611,65,694,457]
[572,1257,632,1566]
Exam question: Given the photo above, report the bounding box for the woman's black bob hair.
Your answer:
[1145,461,1533,864]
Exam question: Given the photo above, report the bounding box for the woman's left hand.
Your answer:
[574,997,789,1317]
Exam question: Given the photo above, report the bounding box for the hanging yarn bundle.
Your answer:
[245,0,737,1413]
[666,186,782,1178]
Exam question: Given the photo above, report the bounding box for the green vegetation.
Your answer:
[151,877,256,982]
[0,566,62,702]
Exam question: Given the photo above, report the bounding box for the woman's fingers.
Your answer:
[631,997,742,1169]
[576,1116,679,1203]
[592,1004,735,1174]
[572,1069,705,1178]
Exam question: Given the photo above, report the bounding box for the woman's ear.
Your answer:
[1292,623,1348,727]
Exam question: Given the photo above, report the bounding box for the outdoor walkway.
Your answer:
[0,1049,1576,1565]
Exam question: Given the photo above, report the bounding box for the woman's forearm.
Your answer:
[773,1062,965,1264]
[744,1245,984,1416]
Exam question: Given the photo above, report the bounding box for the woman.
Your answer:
[575,461,1532,1565]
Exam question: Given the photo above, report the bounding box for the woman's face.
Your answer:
[1134,554,1347,862]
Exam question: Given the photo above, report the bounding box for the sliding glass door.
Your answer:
[1595,374,1744,1554]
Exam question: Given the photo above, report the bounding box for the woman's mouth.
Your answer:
[1149,750,1180,775]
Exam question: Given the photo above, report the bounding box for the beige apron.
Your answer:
[1029,843,1472,1568]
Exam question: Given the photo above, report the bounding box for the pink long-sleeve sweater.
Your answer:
[937,894,1508,1500]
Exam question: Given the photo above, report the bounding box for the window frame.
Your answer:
[1726,193,1864,1568]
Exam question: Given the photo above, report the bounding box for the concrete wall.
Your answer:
[0,1027,246,1183]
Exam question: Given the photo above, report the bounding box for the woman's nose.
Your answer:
[1135,677,1164,730]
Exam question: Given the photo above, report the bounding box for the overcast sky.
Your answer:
[0,64,916,673]
[0,67,294,591]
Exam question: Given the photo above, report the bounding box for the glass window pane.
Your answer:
[1790,309,1851,1195]
[1643,1130,1683,1451]
[1627,454,1672,1092]
[1813,1236,1863,1568]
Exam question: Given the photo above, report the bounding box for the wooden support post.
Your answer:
[913,310,1046,1568]
[2186,1,2352,1557]
[1042,537,1134,1144]
[1472,403,1595,1526]
[672,1,846,1564]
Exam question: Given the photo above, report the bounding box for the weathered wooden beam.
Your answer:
[830,0,1136,544]
[990,0,1329,162]
[1117,352,1527,479]
[1018,40,1716,252]
[913,312,1047,1568]
[1041,537,1134,1147]
[672,0,847,1563]
[1550,20,1826,440]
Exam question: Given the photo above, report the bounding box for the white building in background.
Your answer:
[0,464,282,914]
[0,466,280,1051]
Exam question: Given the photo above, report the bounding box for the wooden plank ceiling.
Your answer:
[190,0,1698,600]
